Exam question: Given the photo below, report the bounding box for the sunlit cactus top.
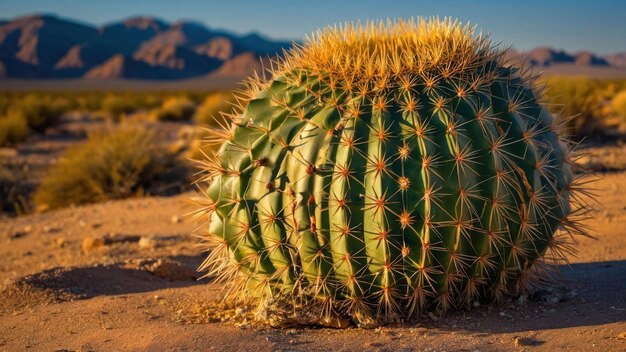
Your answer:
[193,18,591,327]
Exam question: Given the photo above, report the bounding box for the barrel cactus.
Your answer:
[194,18,590,327]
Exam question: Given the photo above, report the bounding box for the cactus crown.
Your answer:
[284,18,492,81]
[194,18,591,327]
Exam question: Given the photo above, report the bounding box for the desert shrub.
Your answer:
[34,126,187,211]
[0,111,29,147]
[610,90,626,119]
[76,93,105,111]
[194,92,235,126]
[544,77,626,138]
[0,157,30,216]
[101,95,136,121]
[12,94,66,133]
[150,96,196,121]
[0,96,12,115]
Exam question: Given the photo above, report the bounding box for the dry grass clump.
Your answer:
[100,95,136,121]
[544,77,626,138]
[0,94,69,146]
[150,96,196,121]
[193,92,235,126]
[34,126,187,211]
[610,90,626,119]
[0,111,29,147]
[0,157,30,216]
[11,94,68,133]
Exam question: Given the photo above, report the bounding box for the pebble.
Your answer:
[9,231,28,239]
[138,236,158,249]
[148,259,196,281]
[43,225,61,233]
[82,237,105,253]
[55,238,65,248]
[171,215,181,224]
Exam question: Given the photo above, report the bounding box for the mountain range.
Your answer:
[0,14,291,79]
[0,14,625,80]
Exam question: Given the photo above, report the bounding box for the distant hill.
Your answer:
[605,53,626,67]
[506,47,620,68]
[0,14,294,79]
[0,13,624,80]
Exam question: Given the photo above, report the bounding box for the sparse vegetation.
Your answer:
[543,77,626,138]
[34,126,187,211]
[0,157,30,216]
[610,90,626,119]
[150,96,196,121]
[194,92,236,126]
[100,95,136,121]
[11,94,67,133]
[0,111,29,147]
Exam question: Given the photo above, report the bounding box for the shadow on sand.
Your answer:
[441,260,626,334]
[1,255,206,305]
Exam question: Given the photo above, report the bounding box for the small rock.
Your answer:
[9,231,28,239]
[513,337,542,347]
[79,343,95,352]
[55,238,65,248]
[617,332,626,339]
[148,259,195,281]
[43,225,61,233]
[530,289,557,303]
[319,316,351,328]
[23,225,32,233]
[82,237,106,253]
[138,236,158,249]
[171,215,181,224]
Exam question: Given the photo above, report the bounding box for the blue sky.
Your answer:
[1,0,625,54]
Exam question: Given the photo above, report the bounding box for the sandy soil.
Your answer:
[1,162,625,351]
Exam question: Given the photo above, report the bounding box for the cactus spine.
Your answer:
[194,18,591,326]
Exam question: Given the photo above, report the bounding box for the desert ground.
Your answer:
[1,137,625,351]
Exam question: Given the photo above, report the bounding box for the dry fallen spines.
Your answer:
[193,18,592,327]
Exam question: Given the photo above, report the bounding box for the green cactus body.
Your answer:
[196,18,587,326]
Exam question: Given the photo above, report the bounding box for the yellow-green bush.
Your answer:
[194,92,235,126]
[0,157,30,216]
[150,96,196,121]
[542,77,626,137]
[34,126,187,211]
[610,90,626,119]
[0,111,29,147]
[11,94,67,133]
[100,95,136,121]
